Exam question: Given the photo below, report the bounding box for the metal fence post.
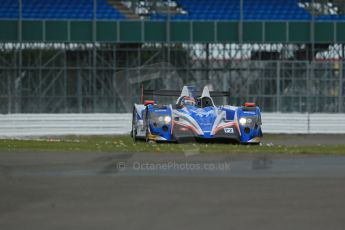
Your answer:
[7,71,11,114]
[15,0,23,113]
[63,49,67,112]
[77,70,82,113]
[92,0,97,112]
[113,45,118,112]
[276,61,280,112]
[307,61,312,134]
[340,61,344,113]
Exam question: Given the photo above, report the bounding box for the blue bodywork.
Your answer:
[146,104,173,141]
[133,86,263,144]
[143,103,262,143]
[178,106,217,138]
[236,106,263,143]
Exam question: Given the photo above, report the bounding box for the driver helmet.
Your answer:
[181,96,196,106]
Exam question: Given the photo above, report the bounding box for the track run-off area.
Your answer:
[1,134,345,230]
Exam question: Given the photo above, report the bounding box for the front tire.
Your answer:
[131,107,137,142]
[144,109,150,142]
[145,125,150,142]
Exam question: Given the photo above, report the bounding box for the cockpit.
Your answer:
[175,86,215,109]
[196,97,214,108]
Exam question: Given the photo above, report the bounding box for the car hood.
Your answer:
[177,106,218,132]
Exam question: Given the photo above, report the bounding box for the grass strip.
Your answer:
[0,135,344,155]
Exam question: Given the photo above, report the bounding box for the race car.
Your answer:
[131,86,263,144]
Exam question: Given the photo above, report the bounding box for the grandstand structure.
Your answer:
[0,0,344,113]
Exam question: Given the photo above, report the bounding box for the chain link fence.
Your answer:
[0,43,344,113]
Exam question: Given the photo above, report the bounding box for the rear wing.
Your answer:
[141,88,231,103]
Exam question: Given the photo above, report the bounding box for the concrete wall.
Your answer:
[0,113,344,138]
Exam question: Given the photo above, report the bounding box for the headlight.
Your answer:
[239,117,256,126]
[158,116,163,122]
[239,117,247,125]
[164,116,171,124]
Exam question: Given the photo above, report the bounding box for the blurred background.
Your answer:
[0,0,344,114]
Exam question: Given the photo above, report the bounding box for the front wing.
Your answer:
[147,121,241,143]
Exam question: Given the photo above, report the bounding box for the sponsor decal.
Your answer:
[194,109,215,117]
[224,127,234,134]
[200,122,213,126]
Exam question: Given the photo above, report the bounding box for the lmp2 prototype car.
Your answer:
[131,86,263,144]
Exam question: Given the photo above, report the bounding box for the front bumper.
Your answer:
[171,123,241,143]
[147,123,262,144]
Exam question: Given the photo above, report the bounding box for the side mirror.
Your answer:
[144,100,155,106]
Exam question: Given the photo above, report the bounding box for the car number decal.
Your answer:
[224,128,234,134]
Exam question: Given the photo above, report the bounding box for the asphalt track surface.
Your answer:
[1,148,345,230]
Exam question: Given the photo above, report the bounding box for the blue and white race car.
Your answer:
[131,86,263,144]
